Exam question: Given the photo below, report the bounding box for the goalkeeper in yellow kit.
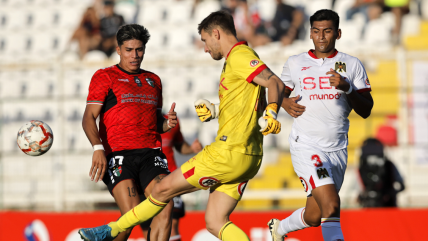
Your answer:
[79,10,285,241]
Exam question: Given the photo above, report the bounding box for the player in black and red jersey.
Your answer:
[140,115,203,241]
[81,24,177,241]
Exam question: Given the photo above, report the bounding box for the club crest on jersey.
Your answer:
[238,181,248,196]
[316,167,330,179]
[299,177,308,192]
[250,59,259,67]
[335,62,346,73]
[134,76,142,87]
[199,177,219,188]
[365,78,371,86]
[145,78,154,87]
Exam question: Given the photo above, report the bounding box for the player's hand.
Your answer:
[167,102,178,129]
[194,99,219,122]
[90,149,107,182]
[326,68,351,92]
[259,103,281,135]
[190,138,203,153]
[282,95,305,118]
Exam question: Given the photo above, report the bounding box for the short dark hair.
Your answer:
[310,9,340,30]
[198,10,237,37]
[116,24,150,47]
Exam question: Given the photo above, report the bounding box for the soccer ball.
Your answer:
[17,120,54,156]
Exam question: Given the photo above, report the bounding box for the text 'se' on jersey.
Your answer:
[86,65,163,156]
[211,41,267,155]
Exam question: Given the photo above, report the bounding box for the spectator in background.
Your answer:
[269,0,304,46]
[357,138,405,207]
[346,0,384,22]
[99,0,125,57]
[347,0,384,39]
[385,0,410,44]
[69,7,101,59]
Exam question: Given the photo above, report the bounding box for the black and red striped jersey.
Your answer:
[87,64,163,155]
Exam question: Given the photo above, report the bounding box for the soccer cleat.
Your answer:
[78,224,115,241]
[267,218,286,241]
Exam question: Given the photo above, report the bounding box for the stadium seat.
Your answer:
[83,50,108,62]
[304,0,332,16]
[333,0,355,19]
[192,0,221,24]
[166,0,193,25]
[257,0,276,22]
[363,18,393,47]
[114,2,137,24]
[138,1,168,27]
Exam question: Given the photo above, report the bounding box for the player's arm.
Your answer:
[253,68,285,135]
[281,88,306,118]
[174,138,203,155]
[253,68,285,106]
[327,68,374,119]
[157,103,178,133]
[82,104,106,182]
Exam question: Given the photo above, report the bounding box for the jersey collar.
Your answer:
[116,64,142,75]
[308,49,338,59]
[226,41,248,60]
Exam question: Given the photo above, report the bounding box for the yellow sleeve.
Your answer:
[229,49,267,83]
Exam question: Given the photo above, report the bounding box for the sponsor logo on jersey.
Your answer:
[299,177,308,192]
[146,78,154,87]
[118,79,129,82]
[335,62,346,73]
[301,66,312,71]
[310,93,342,100]
[238,180,248,196]
[222,62,227,73]
[365,78,370,85]
[199,177,219,187]
[316,167,330,179]
[250,59,259,67]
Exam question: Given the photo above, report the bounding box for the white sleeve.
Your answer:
[351,59,371,93]
[280,59,294,90]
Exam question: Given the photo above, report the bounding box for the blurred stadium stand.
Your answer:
[1,0,428,212]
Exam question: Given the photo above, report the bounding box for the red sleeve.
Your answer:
[87,70,111,105]
[173,119,184,145]
[246,64,267,83]
[158,77,163,108]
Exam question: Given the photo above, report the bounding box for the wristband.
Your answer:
[93,144,104,151]
[345,84,353,95]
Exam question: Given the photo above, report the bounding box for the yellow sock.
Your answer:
[218,221,250,241]
[108,195,167,237]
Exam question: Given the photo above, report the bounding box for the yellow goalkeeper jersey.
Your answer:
[211,41,267,155]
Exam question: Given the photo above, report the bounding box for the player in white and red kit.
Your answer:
[140,115,203,241]
[268,10,373,241]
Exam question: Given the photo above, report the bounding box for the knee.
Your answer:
[321,201,340,218]
[305,217,321,227]
[205,215,227,236]
[152,181,170,198]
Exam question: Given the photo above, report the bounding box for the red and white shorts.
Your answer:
[290,140,347,197]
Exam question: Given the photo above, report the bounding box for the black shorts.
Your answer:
[139,195,186,229]
[102,148,170,196]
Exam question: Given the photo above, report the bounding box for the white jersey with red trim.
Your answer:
[281,50,371,151]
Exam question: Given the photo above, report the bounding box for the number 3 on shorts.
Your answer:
[311,154,323,167]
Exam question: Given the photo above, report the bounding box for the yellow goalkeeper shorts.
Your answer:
[181,145,262,200]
